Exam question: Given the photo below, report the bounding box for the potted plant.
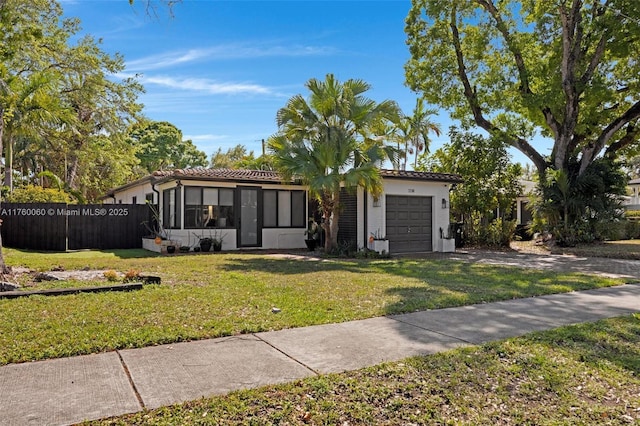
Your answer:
[439,226,456,253]
[305,219,320,251]
[212,230,226,252]
[368,229,389,254]
[142,203,178,254]
[198,237,213,252]
[193,230,226,253]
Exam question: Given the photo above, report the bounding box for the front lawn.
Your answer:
[89,315,640,425]
[0,248,626,365]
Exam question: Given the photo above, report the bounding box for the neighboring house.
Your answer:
[515,180,536,226]
[104,168,463,253]
[624,178,640,210]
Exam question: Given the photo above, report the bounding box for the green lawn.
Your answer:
[88,315,640,425]
[0,248,626,366]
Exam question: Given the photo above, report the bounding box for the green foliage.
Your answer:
[531,159,628,246]
[406,0,640,243]
[4,185,72,203]
[0,0,144,203]
[127,120,207,173]
[268,73,401,252]
[210,143,274,170]
[418,128,522,246]
[393,98,441,170]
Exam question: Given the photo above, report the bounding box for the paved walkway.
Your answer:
[1,253,639,426]
[448,249,640,279]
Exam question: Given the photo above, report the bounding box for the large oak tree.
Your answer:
[406,0,639,238]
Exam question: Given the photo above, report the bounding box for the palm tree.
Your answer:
[268,74,400,252]
[401,98,441,170]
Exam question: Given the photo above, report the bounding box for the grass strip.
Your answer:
[87,314,640,425]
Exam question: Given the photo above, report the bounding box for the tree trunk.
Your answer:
[3,134,12,191]
[0,115,8,274]
[321,190,341,252]
[329,209,340,251]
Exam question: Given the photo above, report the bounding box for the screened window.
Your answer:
[263,190,306,228]
[184,187,235,228]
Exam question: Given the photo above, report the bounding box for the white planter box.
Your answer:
[370,239,389,254]
[142,238,180,254]
[439,238,456,253]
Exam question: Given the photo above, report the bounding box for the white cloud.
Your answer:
[184,134,227,142]
[117,72,273,95]
[143,75,273,95]
[125,43,336,71]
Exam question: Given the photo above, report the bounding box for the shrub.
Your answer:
[123,269,141,282]
[625,210,640,220]
[625,220,640,239]
[5,185,72,203]
[103,270,120,282]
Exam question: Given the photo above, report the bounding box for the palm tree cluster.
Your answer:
[269,74,443,252]
[268,74,406,252]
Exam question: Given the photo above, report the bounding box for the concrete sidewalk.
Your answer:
[1,283,639,426]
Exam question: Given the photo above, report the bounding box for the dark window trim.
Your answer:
[183,186,235,230]
[262,189,306,229]
[162,187,181,229]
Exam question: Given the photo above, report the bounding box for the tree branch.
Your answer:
[476,0,562,149]
[605,124,639,158]
[450,5,546,172]
[580,100,640,174]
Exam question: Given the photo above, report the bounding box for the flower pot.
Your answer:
[305,239,318,251]
[213,242,222,252]
[166,245,176,254]
[200,240,212,252]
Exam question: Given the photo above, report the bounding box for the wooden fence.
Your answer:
[0,203,153,251]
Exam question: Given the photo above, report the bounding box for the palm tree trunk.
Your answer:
[0,117,9,274]
[3,134,12,190]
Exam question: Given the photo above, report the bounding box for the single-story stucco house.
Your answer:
[624,178,640,210]
[104,168,463,254]
[515,180,536,226]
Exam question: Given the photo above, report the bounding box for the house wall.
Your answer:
[365,179,452,252]
[104,181,156,205]
[154,180,307,250]
[110,175,457,253]
[627,183,640,208]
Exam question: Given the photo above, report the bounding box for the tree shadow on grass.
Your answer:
[217,254,376,275]
[525,315,640,375]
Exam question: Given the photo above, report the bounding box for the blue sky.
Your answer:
[61,0,538,167]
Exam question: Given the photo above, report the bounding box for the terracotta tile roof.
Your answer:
[152,168,287,183]
[152,168,464,184]
[104,168,463,198]
[379,169,464,183]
